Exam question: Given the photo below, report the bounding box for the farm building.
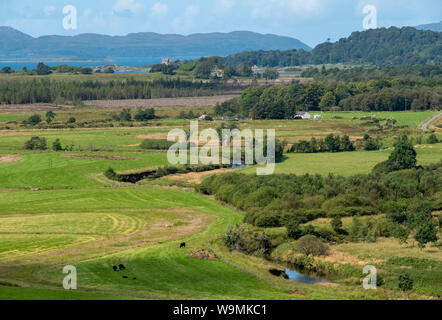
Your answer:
[295,112,311,120]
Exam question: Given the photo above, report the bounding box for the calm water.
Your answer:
[285,268,328,284]
[0,56,198,71]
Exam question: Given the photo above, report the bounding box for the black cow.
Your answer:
[119,264,126,270]
[180,242,186,248]
[112,266,118,272]
[122,276,128,279]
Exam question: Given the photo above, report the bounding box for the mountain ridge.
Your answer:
[0,27,311,59]
[416,21,442,32]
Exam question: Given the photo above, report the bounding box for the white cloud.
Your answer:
[151,3,168,17]
[83,8,92,17]
[171,5,201,31]
[249,0,324,19]
[185,5,201,19]
[215,0,236,14]
[44,5,56,17]
[113,0,143,14]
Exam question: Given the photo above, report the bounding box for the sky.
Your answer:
[0,0,441,47]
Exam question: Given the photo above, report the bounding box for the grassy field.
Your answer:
[0,108,440,300]
[242,145,442,176]
[319,111,441,127]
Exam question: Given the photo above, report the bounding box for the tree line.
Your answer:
[0,78,236,104]
[301,65,442,82]
[215,78,442,119]
[224,27,442,67]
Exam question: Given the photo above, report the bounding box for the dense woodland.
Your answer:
[301,65,442,82]
[224,27,442,67]
[0,78,238,104]
[200,138,442,248]
[215,78,442,119]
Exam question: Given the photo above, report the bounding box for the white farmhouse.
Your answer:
[314,114,322,120]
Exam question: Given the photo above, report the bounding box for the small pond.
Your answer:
[285,268,329,285]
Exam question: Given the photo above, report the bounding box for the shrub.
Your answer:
[104,168,118,180]
[52,139,63,151]
[428,134,439,144]
[27,114,42,126]
[134,108,156,121]
[286,220,303,240]
[140,139,174,150]
[296,235,329,256]
[67,117,76,124]
[398,274,413,292]
[373,135,416,173]
[24,136,47,150]
[331,216,343,232]
[119,109,132,122]
[414,221,438,249]
[392,224,410,244]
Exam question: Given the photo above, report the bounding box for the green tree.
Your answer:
[388,135,417,170]
[286,220,303,240]
[428,134,439,144]
[45,111,56,124]
[134,108,156,121]
[67,117,76,124]
[319,91,336,110]
[398,274,413,292]
[24,137,47,150]
[364,138,381,151]
[119,109,132,122]
[27,114,42,126]
[407,201,433,230]
[374,135,416,173]
[325,134,340,152]
[52,139,63,151]
[331,216,343,232]
[296,235,329,256]
[392,224,410,244]
[340,135,355,151]
[414,221,438,249]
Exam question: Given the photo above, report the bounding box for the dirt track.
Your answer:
[421,112,442,132]
[0,154,21,164]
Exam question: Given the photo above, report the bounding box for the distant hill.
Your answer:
[416,21,442,32]
[224,27,442,67]
[0,27,311,59]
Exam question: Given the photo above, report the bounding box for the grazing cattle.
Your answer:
[180,242,186,248]
[119,264,126,270]
[133,277,137,280]
[122,276,128,279]
[112,266,118,272]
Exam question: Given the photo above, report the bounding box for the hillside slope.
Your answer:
[225,27,442,66]
[0,28,311,59]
